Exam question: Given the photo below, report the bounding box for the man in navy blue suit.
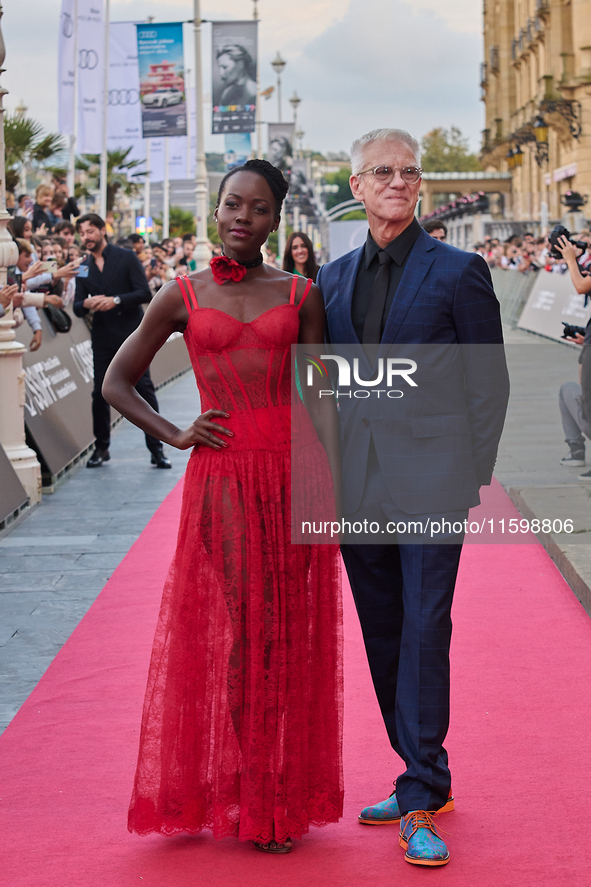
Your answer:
[316,129,509,866]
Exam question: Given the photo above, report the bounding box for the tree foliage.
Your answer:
[323,168,354,211]
[76,147,145,212]
[420,127,482,173]
[154,205,196,238]
[4,114,65,192]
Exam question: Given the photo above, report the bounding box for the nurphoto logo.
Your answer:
[304,354,418,398]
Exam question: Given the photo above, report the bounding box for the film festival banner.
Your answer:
[136,22,187,139]
[58,0,106,153]
[268,123,294,175]
[108,24,196,181]
[517,269,591,342]
[212,21,257,134]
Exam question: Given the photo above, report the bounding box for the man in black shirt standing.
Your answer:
[74,213,171,469]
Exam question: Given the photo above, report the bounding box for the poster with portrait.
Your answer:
[136,22,187,138]
[211,21,258,134]
[268,123,294,175]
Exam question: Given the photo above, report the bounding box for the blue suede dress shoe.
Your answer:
[399,811,450,866]
[358,782,454,824]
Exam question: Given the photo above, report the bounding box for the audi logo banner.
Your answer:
[58,0,105,152]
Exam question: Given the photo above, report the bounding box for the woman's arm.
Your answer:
[102,279,234,451]
[556,236,591,294]
[297,282,341,513]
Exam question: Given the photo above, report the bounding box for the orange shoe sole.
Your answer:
[399,834,450,866]
[358,795,454,825]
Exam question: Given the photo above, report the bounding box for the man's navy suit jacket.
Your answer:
[316,228,510,515]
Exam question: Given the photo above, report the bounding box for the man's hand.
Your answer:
[556,235,582,265]
[22,260,45,282]
[93,295,118,311]
[53,259,82,280]
[44,294,64,308]
[567,332,585,346]
[83,294,116,311]
[0,283,19,309]
[29,330,42,351]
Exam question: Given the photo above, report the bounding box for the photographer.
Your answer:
[554,232,591,477]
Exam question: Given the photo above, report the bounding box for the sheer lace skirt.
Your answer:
[127,445,343,843]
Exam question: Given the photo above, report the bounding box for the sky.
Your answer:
[3,0,484,157]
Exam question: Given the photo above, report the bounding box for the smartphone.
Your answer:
[6,265,21,287]
[41,260,58,273]
[75,264,89,278]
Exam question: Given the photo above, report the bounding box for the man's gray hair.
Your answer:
[350,129,421,174]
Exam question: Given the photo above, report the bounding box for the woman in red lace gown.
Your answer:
[103,160,343,853]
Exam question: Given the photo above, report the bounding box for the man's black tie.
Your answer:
[362,250,392,345]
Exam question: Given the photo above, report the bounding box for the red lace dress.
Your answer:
[127,275,343,844]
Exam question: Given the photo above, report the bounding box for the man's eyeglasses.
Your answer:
[356,165,423,185]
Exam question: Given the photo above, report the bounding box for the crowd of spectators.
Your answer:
[2,190,236,351]
[422,219,591,275]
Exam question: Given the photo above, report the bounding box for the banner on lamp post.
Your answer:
[136,22,187,139]
[211,21,257,134]
[223,132,252,170]
[268,123,294,175]
[58,0,106,152]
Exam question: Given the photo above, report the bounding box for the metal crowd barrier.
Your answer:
[490,268,537,327]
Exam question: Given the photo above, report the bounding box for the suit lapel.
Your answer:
[381,230,435,346]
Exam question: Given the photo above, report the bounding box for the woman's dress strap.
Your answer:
[289,275,313,310]
[176,275,198,313]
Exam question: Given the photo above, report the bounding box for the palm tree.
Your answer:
[4,113,66,194]
[76,147,146,212]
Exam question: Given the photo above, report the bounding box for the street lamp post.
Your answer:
[0,2,41,504]
[252,0,262,157]
[271,52,286,123]
[193,0,211,270]
[289,91,301,128]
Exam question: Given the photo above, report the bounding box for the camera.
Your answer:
[548,225,588,260]
[561,322,587,340]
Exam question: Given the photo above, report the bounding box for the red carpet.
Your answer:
[1,479,591,886]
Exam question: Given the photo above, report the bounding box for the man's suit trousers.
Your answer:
[92,338,162,454]
[340,444,464,816]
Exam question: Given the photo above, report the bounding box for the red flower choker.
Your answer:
[210,253,264,285]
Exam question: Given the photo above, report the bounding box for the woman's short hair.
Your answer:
[15,238,32,256]
[350,129,421,174]
[35,184,54,201]
[216,44,256,81]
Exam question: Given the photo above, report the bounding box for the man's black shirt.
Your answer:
[73,243,151,343]
[351,218,422,342]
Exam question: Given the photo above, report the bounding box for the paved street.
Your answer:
[2,327,591,735]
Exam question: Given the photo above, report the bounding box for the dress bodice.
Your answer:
[177,275,312,451]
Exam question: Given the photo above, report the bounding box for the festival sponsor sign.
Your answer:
[517,269,591,342]
[107,21,142,159]
[21,309,192,477]
[211,21,257,134]
[0,445,28,524]
[136,23,187,138]
[268,123,294,175]
[22,309,96,477]
[58,0,106,153]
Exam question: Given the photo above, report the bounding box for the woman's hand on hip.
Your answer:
[172,409,233,450]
